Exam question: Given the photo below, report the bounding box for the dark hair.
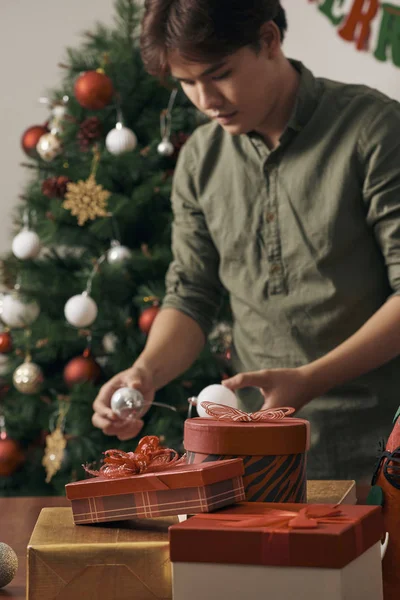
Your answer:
[140,0,288,78]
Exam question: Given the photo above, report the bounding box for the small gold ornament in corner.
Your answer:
[63,147,111,226]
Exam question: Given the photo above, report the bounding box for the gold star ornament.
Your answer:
[63,173,110,225]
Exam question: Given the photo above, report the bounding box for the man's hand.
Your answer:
[222,367,313,413]
[92,364,155,441]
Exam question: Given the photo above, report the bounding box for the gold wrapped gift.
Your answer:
[27,507,175,600]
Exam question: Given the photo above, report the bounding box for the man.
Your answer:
[92,0,400,480]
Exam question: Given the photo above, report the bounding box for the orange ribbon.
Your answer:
[200,402,296,422]
[83,435,187,479]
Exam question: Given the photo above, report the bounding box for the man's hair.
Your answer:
[140,0,288,78]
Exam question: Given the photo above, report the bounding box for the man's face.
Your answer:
[169,44,280,136]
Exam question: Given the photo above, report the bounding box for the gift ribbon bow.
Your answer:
[200,402,296,422]
[196,505,351,530]
[83,435,187,479]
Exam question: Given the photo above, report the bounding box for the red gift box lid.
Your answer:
[184,417,310,455]
[169,501,384,569]
[65,458,244,500]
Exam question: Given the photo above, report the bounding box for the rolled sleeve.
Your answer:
[162,139,225,335]
[361,100,400,295]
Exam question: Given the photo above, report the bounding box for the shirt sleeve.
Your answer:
[161,138,225,335]
[361,99,400,295]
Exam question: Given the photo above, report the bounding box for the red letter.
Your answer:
[338,0,379,50]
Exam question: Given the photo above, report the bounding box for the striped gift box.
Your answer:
[65,458,245,525]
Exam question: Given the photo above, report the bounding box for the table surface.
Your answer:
[0,484,369,599]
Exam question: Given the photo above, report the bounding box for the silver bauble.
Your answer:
[13,361,44,394]
[107,241,132,264]
[157,137,174,157]
[111,387,145,420]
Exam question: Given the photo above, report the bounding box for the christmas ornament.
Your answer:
[63,175,110,226]
[74,70,114,110]
[0,332,12,354]
[107,240,132,264]
[42,175,70,199]
[49,100,68,133]
[13,359,44,394]
[106,122,137,155]
[63,348,101,387]
[42,403,69,482]
[12,229,41,260]
[21,124,48,158]
[111,387,146,419]
[102,331,118,353]
[0,543,18,589]
[157,89,178,157]
[111,387,177,420]
[0,291,40,328]
[188,383,238,418]
[0,355,9,376]
[64,292,98,328]
[77,116,102,151]
[0,416,25,477]
[139,305,160,334]
[36,132,62,162]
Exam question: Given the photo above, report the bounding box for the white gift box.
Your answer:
[170,502,385,600]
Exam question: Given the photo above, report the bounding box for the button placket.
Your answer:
[264,163,285,295]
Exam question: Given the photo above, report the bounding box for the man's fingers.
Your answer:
[116,420,144,441]
[92,412,125,434]
[222,371,270,390]
[92,379,121,419]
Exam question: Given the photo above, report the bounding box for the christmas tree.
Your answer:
[0,0,230,496]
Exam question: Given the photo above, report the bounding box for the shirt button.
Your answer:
[270,263,281,274]
[266,212,275,223]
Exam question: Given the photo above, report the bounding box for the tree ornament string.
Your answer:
[157,88,178,156]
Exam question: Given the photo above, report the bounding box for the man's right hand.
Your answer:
[92,364,155,441]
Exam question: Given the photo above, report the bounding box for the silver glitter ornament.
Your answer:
[157,137,174,157]
[111,387,146,419]
[13,360,44,394]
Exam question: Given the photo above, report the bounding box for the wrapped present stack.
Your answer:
[26,386,387,600]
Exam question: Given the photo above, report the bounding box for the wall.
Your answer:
[0,0,115,254]
[1,0,399,255]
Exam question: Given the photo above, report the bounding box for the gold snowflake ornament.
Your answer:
[63,173,110,226]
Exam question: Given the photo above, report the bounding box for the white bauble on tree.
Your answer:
[107,240,132,264]
[64,292,98,328]
[106,123,137,155]
[12,230,41,260]
[196,384,238,418]
[36,132,62,162]
[0,292,40,328]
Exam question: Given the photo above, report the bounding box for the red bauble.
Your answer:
[63,349,101,387]
[21,124,49,158]
[74,70,114,110]
[139,305,160,335]
[0,332,12,354]
[0,437,25,477]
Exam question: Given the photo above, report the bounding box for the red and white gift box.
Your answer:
[169,501,385,600]
[65,458,245,525]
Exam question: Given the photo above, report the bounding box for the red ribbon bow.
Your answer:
[83,435,187,479]
[200,402,296,422]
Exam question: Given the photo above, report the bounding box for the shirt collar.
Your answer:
[286,59,321,134]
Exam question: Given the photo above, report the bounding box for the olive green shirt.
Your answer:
[162,60,400,414]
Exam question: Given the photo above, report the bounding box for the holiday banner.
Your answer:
[283,0,400,101]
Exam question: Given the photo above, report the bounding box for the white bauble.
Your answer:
[36,132,62,162]
[102,332,118,354]
[196,384,238,418]
[157,137,174,157]
[106,123,137,155]
[0,293,40,328]
[64,293,98,328]
[107,241,132,264]
[12,230,41,260]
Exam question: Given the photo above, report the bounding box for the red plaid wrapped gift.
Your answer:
[65,457,245,525]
